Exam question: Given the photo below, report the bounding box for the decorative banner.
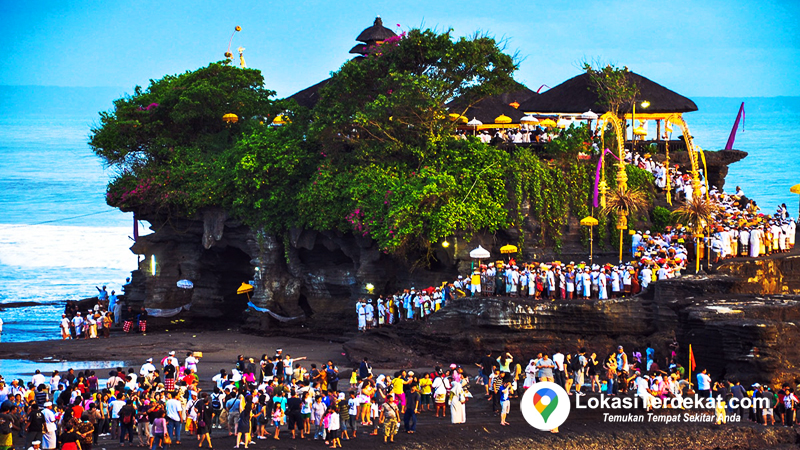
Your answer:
[247,302,304,322]
[146,303,192,318]
[593,149,622,208]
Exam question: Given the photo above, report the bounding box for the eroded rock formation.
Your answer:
[341,255,800,386]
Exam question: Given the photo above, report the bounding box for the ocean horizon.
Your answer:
[1,85,798,343]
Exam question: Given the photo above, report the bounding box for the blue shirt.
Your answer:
[272,395,287,412]
[499,385,510,402]
[109,294,118,310]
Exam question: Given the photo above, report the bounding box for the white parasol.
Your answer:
[469,245,491,259]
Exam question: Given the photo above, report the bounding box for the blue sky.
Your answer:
[1,0,797,98]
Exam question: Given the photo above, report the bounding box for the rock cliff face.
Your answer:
[121,148,800,385]
[342,268,800,386]
[654,149,747,192]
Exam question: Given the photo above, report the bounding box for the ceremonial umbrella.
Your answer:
[176,279,194,289]
[539,118,557,128]
[237,282,254,301]
[580,216,599,262]
[520,115,539,125]
[470,245,491,259]
[494,114,512,124]
[581,109,598,130]
[791,184,800,217]
[222,113,238,124]
[500,244,518,254]
[467,117,483,136]
[272,115,289,126]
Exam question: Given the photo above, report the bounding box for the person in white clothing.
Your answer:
[140,358,156,377]
[356,301,367,332]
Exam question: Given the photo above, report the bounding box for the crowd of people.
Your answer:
[630,150,796,262]
[1,341,798,450]
[0,348,478,450]
[355,146,797,329]
[60,281,148,340]
[454,125,558,145]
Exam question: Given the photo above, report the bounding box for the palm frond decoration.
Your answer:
[672,195,721,233]
[600,187,649,219]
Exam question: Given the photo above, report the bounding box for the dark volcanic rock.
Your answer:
[654,149,747,192]
[343,259,800,386]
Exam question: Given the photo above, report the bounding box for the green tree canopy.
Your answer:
[90,62,276,170]
[91,29,657,258]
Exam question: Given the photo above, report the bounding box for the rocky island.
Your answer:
[89,20,797,392]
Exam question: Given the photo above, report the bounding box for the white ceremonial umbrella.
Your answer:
[467,117,483,136]
[469,245,491,259]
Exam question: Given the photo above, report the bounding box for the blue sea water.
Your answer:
[0,86,142,343]
[0,86,798,345]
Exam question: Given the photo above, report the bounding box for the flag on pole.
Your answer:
[689,344,696,372]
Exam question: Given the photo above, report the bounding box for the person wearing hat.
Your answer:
[140,359,156,378]
[163,357,177,393]
[376,297,386,327]
[27,441,42,450]
[356,299,367,332]
[71,312,84,339]
[60,314,71,340]
[365,299,375,329]
[41,402,57,450]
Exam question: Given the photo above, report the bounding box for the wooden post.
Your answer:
[656,120,661,144]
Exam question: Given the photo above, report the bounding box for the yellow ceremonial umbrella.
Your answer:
[223,113,238,124]
[500,244,518,254]
[272,115,290,126]
[580,216,599,262]
[448,113,462,121]
[495,114,512,124]
[633,127,647,136]
[791,184,800,217]
[237,282,254,301]
[539,118,557,128]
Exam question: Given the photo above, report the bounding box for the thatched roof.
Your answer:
[287,78,331,109]
[520,72,697,115]
[448,81,538,124]
[355,17,396,44]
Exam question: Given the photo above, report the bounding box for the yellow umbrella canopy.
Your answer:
[580,216,599,226]
[222,113,238,124]
[633,127,648,136]
[272,115,290,125]
[790,184,800,194]
[539,118,557,127]
[494,114,512,124]
[500,244,518,254]
[237,282,254,294]
[448,113,462,121]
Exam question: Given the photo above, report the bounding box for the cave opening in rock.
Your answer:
[207,245,252,322]
[298,291,314,317]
